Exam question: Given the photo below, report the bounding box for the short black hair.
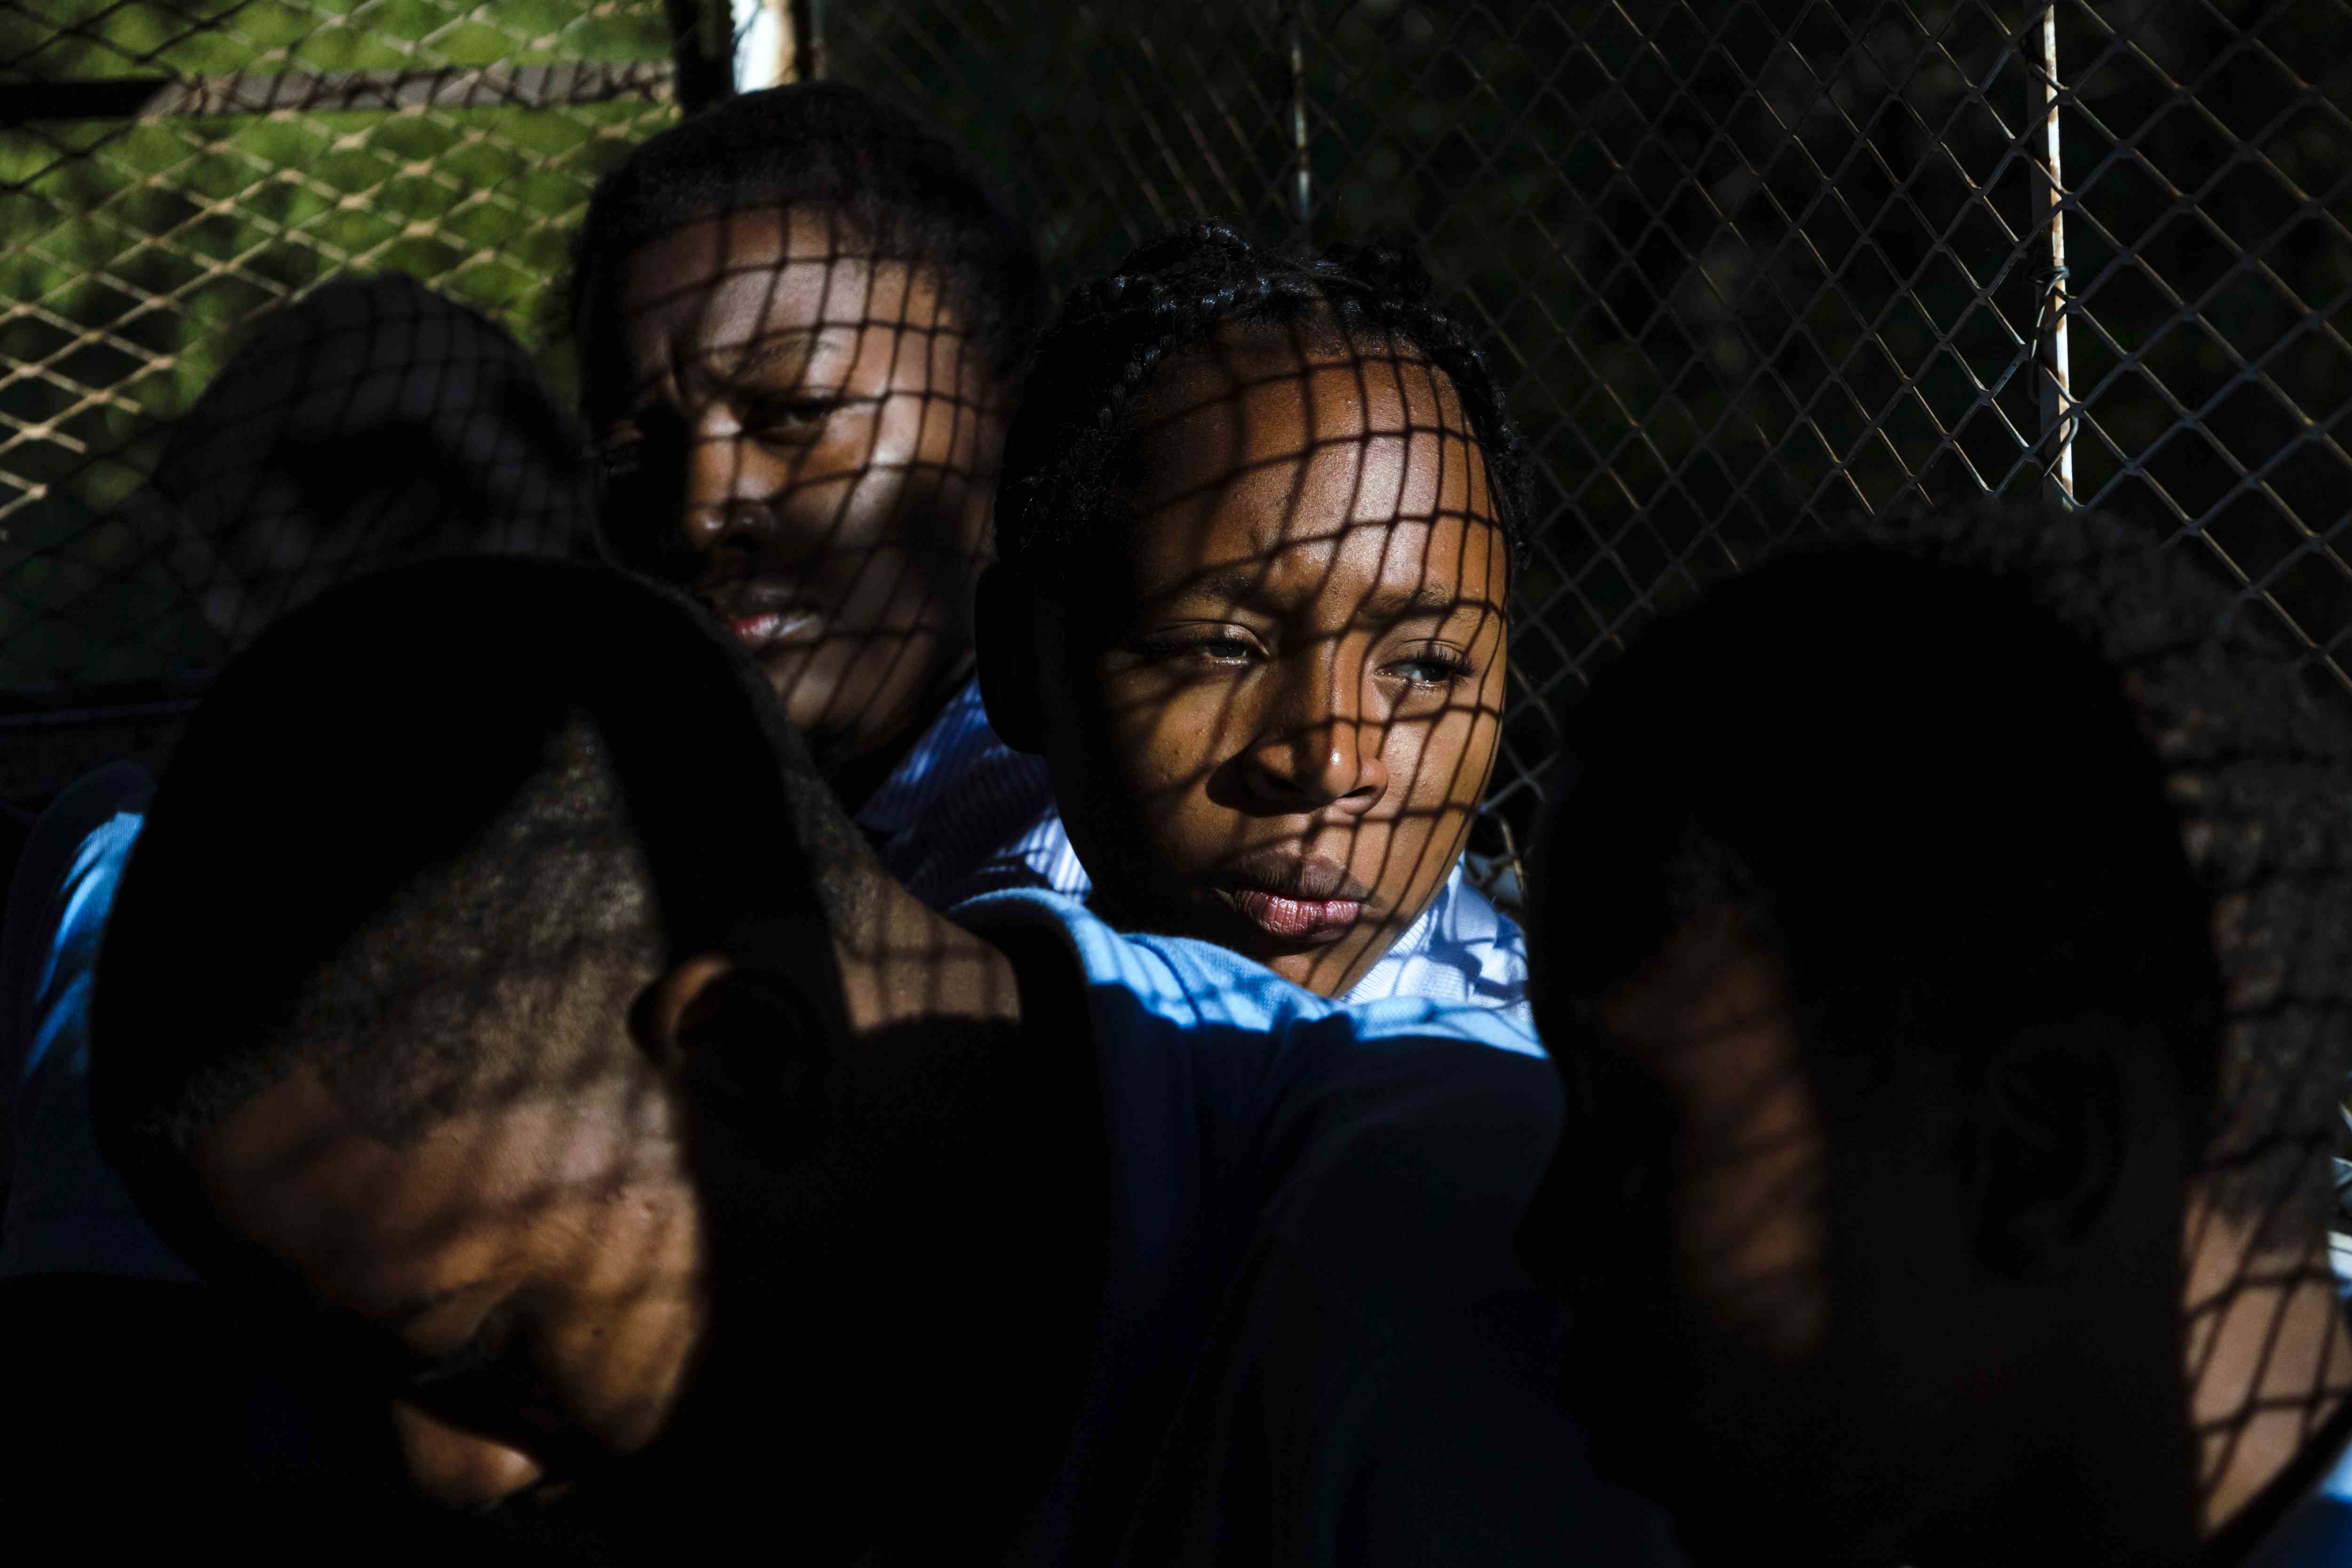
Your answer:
[1534,496,2343,1213]
[568,81,1045,424]
[992,221,1531,584]
[91,557,866,1249]
[1884,502,2352,1229]
[134,274,593,646]
[1532,498,2352,1228]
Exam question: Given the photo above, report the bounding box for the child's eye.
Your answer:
[597,409,688,486]
[596,428,646,482]
[747,395,844,444]
[1385,647,1476,687]
[1132,631,1263,667]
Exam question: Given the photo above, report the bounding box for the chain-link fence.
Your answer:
[6,0,2349,848]
[0,0,679,701]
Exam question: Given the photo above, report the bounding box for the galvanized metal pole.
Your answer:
[2031,5,2076,502]
[795,0,827,82]
[666,0,733,112]
[1285,1,1310,242]
[730,0,799,90]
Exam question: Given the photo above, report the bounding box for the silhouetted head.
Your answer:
[90,557,877,1517]
[136,274,592,649]
[1518,501,2352,1566]
[978,223,1525,995]
[572,83,1045,789]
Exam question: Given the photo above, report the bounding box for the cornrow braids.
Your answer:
[994,222,1531,581]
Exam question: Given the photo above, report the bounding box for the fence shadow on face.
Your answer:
[1518,506,2352,1566]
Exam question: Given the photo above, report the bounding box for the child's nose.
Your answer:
[1242,710,1391,812]
[678,414,785,557]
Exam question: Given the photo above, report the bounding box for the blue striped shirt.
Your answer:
[858,678,1532,1026]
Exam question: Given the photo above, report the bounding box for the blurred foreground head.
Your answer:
[87,557,874,1520]
[1520,501,2352,1567]
[136,274,591,650]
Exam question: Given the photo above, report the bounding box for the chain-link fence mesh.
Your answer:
[833,0,2352,846]
[6,0,2349,851]
[0,0,679,707]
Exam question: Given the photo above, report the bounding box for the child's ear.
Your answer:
[634,957,835,1135]
[1962,1020,2133,1281]
[634,955,734,1075]
[975,562,1049,754]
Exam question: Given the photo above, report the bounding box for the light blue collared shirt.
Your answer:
[953,886,1540,1059]
[0,764,191,1281]
[949,888,1667,1565]
[862,678,1532,1024]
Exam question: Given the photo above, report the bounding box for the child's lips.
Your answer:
[1210,852,1375,942]
[704,575,826,650]
[1224,887,1365,940]
[726,607,821,648]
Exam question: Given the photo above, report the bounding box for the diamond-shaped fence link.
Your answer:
[835,0,2352,859]
[0,0,683,714]
[6,0,2349,860]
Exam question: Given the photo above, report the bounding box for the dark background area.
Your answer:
[4,0,2347,868]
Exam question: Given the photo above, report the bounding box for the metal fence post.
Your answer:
[667,0,735,111]
[1283,0,1310,243]
[731,0,801,90]
[793,0,829,82]
[2030,3,2076,504]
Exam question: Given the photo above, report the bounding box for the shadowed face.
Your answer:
[1037,327,1510,997]
[598,204,1002,775]
[1521,907,1853,1553]
[193,1064,707,1513]
[1521,874,2209,1564]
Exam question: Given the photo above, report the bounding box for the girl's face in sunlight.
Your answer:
[1043,324,1510,996]
[598,204,1006,780]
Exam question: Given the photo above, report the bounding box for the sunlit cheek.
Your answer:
[2182,1198,2352,1528]
[1114,686,1235,822]
[914,377,983,478]
[691,430,798,508]
[572,1288,704,1452]
[1351,825,1429,926]
[564,1191,707,1452]
[762,462,864,546]
[1390,700,1499,812]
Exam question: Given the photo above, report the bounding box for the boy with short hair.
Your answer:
[89,556,1673,1562]
[1517,501,2352,1566]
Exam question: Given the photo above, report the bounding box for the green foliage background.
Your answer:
[0,0,676,689]
[5,0,2348,837]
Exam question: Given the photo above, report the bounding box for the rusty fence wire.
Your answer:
[5,0,2349,856]
[0,1,682,711]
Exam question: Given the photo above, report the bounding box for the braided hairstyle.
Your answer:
[994,222,1531,583]
[568,81,1044,429]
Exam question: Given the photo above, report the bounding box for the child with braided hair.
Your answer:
[977,223,1533,1018]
